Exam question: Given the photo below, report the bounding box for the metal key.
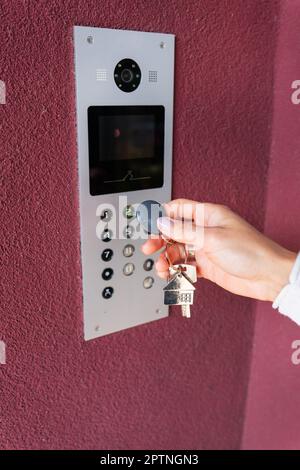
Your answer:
[171,264,197,317]
[163,265,196,318]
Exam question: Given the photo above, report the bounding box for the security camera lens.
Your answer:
[121,68,134,83]
[114,59,141,93]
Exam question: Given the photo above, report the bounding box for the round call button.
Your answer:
[102,286,114,299]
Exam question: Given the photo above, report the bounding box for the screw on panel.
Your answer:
[87,36,93,44]
[160,41,166,49]
[95,325,100,332]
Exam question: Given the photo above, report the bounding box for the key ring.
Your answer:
[162,235,195,269]
[161,235,176,269]
[185,244,196,262]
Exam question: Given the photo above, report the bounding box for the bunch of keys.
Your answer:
[136,200,197,318]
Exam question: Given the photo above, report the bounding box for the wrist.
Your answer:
[267,250,297,302]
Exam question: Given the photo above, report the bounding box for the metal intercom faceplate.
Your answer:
[73,26,175,340]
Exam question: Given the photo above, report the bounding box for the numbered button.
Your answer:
[143,259,154,271]
[101,248,113,262]
[123,225,134,239]
[101,228,113,242]
[123,262,135,276]
[102,286,114,299]
[123,244,135,257]
[143,276,154,289]
[100,208,113,222]
[102,268,113,281]
[123,204,135,220]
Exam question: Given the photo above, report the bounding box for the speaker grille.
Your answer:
[148,70,158,82]
[96,69,108,81]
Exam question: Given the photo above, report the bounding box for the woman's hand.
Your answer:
[141,199,297,302]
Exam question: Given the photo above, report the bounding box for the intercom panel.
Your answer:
[73,26,175,340]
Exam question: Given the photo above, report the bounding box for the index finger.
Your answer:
[164,199,230,227]
[141,237,165,255]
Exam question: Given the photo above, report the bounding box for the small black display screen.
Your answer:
[98,114,155,161]
[88,106,165,196]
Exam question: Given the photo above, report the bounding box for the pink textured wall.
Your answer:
[243,0,300,450]
[0,1,278,449]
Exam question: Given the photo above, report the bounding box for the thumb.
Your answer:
[157,216,204,248]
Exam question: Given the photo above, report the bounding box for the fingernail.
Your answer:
[157,216,173,234]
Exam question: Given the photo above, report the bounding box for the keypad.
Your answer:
[100,205,156,301]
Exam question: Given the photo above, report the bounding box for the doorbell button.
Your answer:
[100,208,113,222]
[101,228,113,242]
[123,262,135,276]
[123,204,135,219]
[102,268,114,281]
[102,286,114,299]
[101,248,113,262]
[143,259,154,271]
[123,225,134,239]
[143,276,154,289]
[123,244,135,257]
[136,200,166,235]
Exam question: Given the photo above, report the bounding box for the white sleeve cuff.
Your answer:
[272,252,300,325]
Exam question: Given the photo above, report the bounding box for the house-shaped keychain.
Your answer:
[163,270,195,308]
